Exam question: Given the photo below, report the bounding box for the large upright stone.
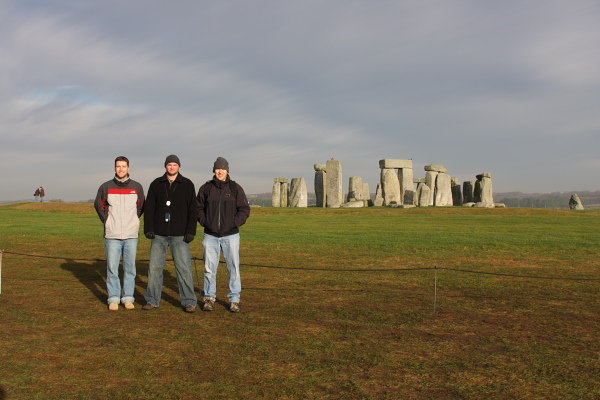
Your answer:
[463,181,475,203]
[374,184,384,206]
[415,182,431,207]
[325,159,343,208]
[424,171,438,206]
[280,181,289,207]
[434,172,453,206]
[569,193,584,210]
[381,168,401,205]
[272,179,281,207]
[398,167,415,199]
[451,177,463,206]
[475,172,493,205]
[362,182,372,205]
[314,164,327,208]
[289,177,307,207]
[347,176,364,201]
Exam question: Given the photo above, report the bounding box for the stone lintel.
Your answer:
[379,159,413,169]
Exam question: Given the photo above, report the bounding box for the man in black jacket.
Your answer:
[143,155,198,313]
[197,157,250,312]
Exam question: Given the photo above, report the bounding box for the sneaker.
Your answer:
[202,297,215,312]
[124,302,135,310]
[184,305,197,313]
[108,302,119,311]
[142,303,157,311]
[229,302,240,313]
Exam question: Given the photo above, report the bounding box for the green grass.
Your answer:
[0,202,599,399]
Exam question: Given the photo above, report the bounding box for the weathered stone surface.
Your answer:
[569,193,584,210]
[463,202,475,207]
[434,172,453,206]
[274,177,288,183]
[474,202,495,208]
[413,178,426,184]
[347,176,364,202]
[280,182,289,207]
[325,159,343,208]
[381,168,401,206]
[314,163,326,172]
[494,203,506,208]
[362,183,371,203]
[475,175,494,204]
[416,182,431,207]
[476,172,493,179]
[451,179,463,206]
[424,164,448,173]
[272,180,281,207]
[288,177,307,207]
[398,167,414,198]
[403,189,415,206]
[374,184,384,206]
[379,159,413,169]
[424,171,438,206]
[463,181,475,203]
[314,170,326,207]
[341,200,366,208]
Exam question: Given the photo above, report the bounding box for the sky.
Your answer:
[1,0,600,202]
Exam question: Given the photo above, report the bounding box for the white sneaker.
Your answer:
[108,302,119,311]
[124,302,135,310]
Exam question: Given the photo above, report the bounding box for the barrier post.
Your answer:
[0,249,3,294]
[433,265,438,313]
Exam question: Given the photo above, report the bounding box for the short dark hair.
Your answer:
[114,156,129,166]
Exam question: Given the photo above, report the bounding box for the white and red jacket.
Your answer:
[94,177,145,239]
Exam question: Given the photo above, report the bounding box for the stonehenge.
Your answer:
[569,193,584,210]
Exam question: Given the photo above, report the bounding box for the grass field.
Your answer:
[0,202,599,399]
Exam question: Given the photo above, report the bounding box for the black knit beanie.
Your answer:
[213,157,229,172]
[164,154,181,167]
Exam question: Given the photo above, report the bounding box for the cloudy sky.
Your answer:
[2,0,599,202]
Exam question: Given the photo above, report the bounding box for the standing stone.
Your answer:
[362,182,372,205]
[398,167,415,200]
[424,171,438,206]
[374,184,384,206]
[347,176,364,201]
[325,159,343,208]
[416,182,431,207]
[289,177,308,207]
[403,190,415,206]
[463,181,475,203]
[314,164,327,207]
[381,168,401,206]
[434,172,453,206]
[280,181,289,207]
[272,179,281,207]
[475,172,493,205]
[451,177,463,206]
[569,193,584,210]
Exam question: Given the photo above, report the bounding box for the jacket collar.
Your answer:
[159,172,183,182]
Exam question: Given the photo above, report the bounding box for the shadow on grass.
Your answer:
[59,258,185,308]
[0,385,5,400]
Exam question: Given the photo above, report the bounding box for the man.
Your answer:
[143,155,198,313]
[38,186,45,202]
[197,157,250,313]
[94,156,145,311]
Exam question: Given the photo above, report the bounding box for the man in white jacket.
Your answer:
[94,156,145,311]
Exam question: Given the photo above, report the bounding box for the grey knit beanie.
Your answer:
[213,157,229,172]
[164,154,181,166]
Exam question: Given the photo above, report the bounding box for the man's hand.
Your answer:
[145,232,155,240]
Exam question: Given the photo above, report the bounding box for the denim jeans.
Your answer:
[203,233,241,303]
[145,235,197,307]
[105,238,138,304]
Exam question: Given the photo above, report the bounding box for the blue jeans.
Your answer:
[145,235,197,307]
[203,233,241,303]
[105,238,138,304]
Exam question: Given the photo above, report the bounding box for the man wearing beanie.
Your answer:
[196,157,250,312]
[143,154,198,313]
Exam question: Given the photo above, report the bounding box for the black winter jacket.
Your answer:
[197,176,250,237]
[144,173,198,237]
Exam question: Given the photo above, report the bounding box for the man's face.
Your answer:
[166,162,180,177]
[214,168,228,181]
[115,160,130,179]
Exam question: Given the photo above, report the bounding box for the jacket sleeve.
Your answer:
[186,182,198,236]
[234,183,250,228]
[137,184,145,218]
[144,182,156,234]
[94,184,108,223]
[196,184,207,227]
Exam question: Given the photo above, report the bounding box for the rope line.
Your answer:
[2,250,599,282]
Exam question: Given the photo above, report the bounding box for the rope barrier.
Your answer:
[1,250,599,282]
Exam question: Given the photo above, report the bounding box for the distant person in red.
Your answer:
[94,156,145,311]
[38,187,45,202]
